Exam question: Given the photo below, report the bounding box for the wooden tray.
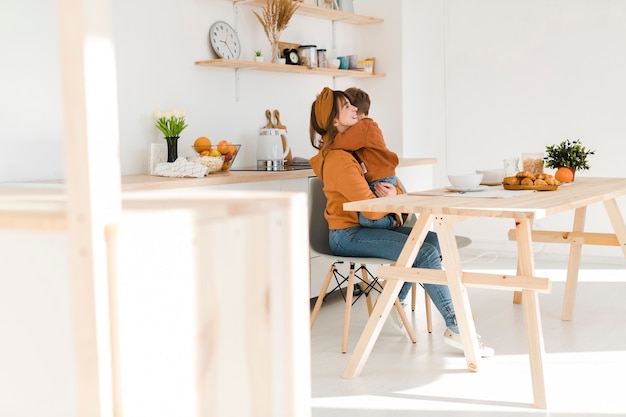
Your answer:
[503,184,559,191]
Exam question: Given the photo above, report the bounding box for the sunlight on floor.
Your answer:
[310,248,626,416]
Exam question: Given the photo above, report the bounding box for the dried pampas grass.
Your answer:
[253,0,299,62]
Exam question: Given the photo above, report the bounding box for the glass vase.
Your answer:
[164,136,179,162]
[270,41,280,64]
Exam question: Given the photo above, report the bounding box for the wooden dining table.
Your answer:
[340,177,626,409]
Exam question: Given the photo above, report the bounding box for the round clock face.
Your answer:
[209,21,241,60]
[288,50,299,65]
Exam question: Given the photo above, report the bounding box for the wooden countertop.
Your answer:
[0,158,434,229]
[121,158,436,192]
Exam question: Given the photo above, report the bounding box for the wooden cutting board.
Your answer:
[273,109,293,165]
[263,109,274,129]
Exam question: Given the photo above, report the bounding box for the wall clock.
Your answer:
[209,21,241,60]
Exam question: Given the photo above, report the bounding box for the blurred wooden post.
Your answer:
[58,0,122,415]
[116,192,312,417]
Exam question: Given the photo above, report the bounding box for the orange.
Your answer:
[229,144,238,155]
[193,136,212,153]
[555,167,575,183]
[217,140,231,154]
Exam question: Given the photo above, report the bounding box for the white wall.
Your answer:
[444,0,626,178]
[1,2,66,181]
[401,0,447,183]
[443,0,626,253]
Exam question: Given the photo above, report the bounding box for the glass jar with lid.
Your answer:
[521,152,545,175]
[317,49,327,68]
[503,157,519,177]
[298,45,317,67]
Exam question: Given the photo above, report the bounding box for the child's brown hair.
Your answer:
[344,87,370,116]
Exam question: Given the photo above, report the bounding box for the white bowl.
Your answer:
[448,173,483,189]
[328,58,341,69]
[475,169,505,184]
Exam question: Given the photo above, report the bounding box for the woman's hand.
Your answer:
[373,182,397,198]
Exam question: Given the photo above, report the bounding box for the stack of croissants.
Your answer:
[502,171,561,186]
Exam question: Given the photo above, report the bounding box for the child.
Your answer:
[333,87,403,229]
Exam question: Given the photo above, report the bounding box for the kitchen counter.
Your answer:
[121,158,436,192]
[1,158,436,202]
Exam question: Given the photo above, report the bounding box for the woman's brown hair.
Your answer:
[309,89,350,154]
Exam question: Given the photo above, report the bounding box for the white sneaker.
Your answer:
[443,328,495,358]
[389,302,407,335]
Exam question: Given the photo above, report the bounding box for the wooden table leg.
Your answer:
[516,218,547,409]
[342,279,405,378]
[513,258,523,304]
[435,215,479,371]
[342,214,433,379]
[522,289,547,409]
[562,206,586,321]
[604,198,626,257]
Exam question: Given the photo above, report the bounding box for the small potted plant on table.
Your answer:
[544,139,596,183]
[254,50,264,62]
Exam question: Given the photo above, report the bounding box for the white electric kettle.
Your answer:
[256,128,290,168]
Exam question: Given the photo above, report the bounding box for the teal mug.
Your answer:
[337,56,349,70]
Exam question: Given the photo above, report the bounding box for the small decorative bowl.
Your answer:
[475,169,505,184]
[448,173,483,189]
[328,58,341,69]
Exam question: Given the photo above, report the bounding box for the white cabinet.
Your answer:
[121,158,435,299]
[0,187,312,417]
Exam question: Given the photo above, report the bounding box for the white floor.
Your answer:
[309,244,626,417]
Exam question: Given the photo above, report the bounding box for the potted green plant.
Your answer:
[153,109,188,162]
[254,50,264,62]
[544,139,595,182]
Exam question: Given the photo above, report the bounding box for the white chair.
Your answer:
[308,177,427,353]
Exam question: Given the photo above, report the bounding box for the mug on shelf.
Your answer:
[337,56,349,70]
[348,54,358,69]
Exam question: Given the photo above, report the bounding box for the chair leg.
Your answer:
[342,262,356,353]
[395,299,416,343]
[410,283,433,333]
[359,264,374,315]
[373,280,417,341]
[310,264,336,329]
[424,290,433,333]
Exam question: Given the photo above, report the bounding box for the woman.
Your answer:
[309,87,493,357]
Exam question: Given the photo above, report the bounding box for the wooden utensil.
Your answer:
[263,109,274,129]
[273,109,293,165]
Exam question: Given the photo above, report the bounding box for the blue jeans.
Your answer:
[358,176,400,229]
[329,226,459,332]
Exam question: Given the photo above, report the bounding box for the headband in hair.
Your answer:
[314,87,334,128]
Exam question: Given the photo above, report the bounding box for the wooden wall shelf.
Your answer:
[210,2,384,99]
[195,58,385,78]
[230,0,383,25]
